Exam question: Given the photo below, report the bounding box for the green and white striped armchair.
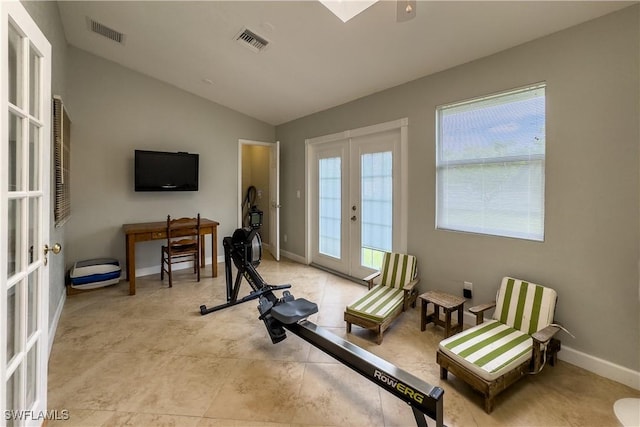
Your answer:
[436,277,561,413]
[344,252,419,344]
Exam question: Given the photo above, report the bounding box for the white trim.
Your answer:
[558,345,640,391]
[305,118,409,147]
[461,311,639,390]
[48,291,65,357]
[280,249,307,265]
[134,256,220,278]
[137,249,305,276]
[304,140,310,264]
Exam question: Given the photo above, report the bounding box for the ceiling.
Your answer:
[57,1,634,126]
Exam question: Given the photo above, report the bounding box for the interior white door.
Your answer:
[1,1,53,425]
[268,141,280,261]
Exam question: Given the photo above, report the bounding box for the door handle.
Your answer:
[351,215,357,221]
[44,243,62,266]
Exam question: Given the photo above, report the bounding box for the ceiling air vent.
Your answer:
[235,28,269,52]
[87,17,126,45]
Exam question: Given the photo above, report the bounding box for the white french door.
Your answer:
[308,119,408,279]
[1,2,52,425]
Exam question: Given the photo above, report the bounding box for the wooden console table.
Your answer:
[122,218,219,295]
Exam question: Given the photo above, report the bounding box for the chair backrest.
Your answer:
[166,214,201,247]
[377,252,417,289]
[492,277,557,335]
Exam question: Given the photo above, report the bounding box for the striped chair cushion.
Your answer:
[493,277,557,335]
[376,253,417,289]
[439,320,533,381]
[346,285,405,322]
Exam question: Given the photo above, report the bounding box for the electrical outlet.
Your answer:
[463,281,473,299]
[283,234,288,243]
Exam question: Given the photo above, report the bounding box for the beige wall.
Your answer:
[65,47,275,274]
[276,6,640,371]
[21,1,69,328]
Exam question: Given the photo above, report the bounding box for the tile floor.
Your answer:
[48,256,639,426]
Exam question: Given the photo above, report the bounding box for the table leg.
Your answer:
[126,234,136,295]
[200,232,206,269]
[445,309,452,338]
[125,235,130,281]
[457,305,464,333]
[212,227,217,277]
[421,299,427,331]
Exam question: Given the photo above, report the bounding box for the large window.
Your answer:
[436,84,546,241]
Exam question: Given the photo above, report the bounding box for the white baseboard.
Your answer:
[559,345,640,390]
[280,249,307,264]
[135,256,221,277]
[462,311,639,390]
[48,290,66,357]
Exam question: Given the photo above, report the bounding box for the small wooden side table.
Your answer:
[420,290,466,338]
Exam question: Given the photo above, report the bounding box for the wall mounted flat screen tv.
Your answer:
[135,150,199,192]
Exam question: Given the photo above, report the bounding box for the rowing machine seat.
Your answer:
[271,298,318,324]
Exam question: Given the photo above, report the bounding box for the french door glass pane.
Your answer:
[29,123,39,191]
[7,284,17,362]
[8,23,22,107]
[26,345,37,409]
[361,151,392,269]
[8,199,20,277]
[29,44,40,118]
[28,197,38,265]
[6,370,18,427]
[9,112,22,192]
[27,271,37,338]
[319,157,341,258]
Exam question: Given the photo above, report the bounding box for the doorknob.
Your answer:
[351,215,357,221]
[44,243,62,266]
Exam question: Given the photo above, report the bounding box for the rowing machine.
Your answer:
[199,227,444,427]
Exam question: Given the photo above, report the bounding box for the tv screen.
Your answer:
[135,150,199,192]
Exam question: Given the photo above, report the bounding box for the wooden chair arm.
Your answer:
[531,325,562,373]
[402,278,420,310]
[468,302,496,325]
[403,278,420,291]
[532,325,561,344]
[363,271,381,289]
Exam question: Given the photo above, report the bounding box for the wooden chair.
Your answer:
[160,214,201,287]
[344,252,419,344]
[436,277,562,413]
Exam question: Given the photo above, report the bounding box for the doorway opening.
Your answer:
[238,139,280,261]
